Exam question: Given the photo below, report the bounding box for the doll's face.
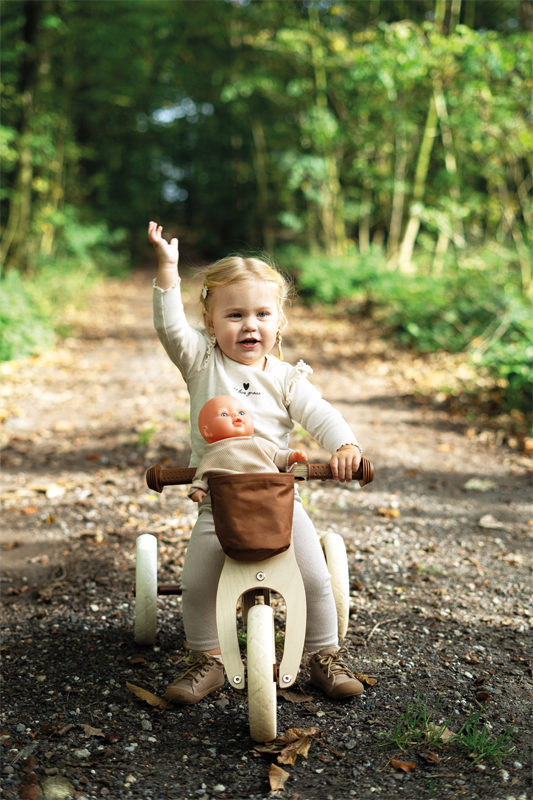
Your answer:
[198,395,254,443]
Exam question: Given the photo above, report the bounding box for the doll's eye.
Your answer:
[238,411,245,416]
[221,413,227,417]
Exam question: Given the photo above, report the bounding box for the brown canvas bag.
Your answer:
[209,473,295,562]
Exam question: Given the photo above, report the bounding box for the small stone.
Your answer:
[141,719,152,731]
[3,766,14,775]
[40,775,76,799]
[513,761,523,769]
[213,785,226,792]
[16,723,26,732]
[345,739,356,750]
[215,698,229,709]
[72,748,90,760]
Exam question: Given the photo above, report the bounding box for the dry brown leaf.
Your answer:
[79,724,104,738]
[422,752,441,764]
[129,657,147,667]
[272,727,319,766]
[391,759,416,773]
[267,763,290,793]
[22,507,38,515]
[277,689,315,704]
[126,682,170,709]
[376,507,400,518]
[354,672,377,687]
[427,724,454,741]
[475,691,492,703]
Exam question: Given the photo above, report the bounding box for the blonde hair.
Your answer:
[198,255,296,359]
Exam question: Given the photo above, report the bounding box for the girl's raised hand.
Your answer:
[329,444,361,483]
[148,221,179,268]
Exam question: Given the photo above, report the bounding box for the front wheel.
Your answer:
[247,604,277,742]
[134,534,158,645]
[321,533,350,640]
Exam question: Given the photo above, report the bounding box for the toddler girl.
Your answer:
[148,221,365,704]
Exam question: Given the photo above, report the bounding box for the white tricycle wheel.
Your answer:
[134,534,158,645]
[247,604,277,743]
[321,532,350,640]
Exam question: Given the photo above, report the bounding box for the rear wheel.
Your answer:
[247,604,277,742]
[321,533,350,640]
[135,534,157,645]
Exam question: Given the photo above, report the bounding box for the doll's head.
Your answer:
[198,396,254,443]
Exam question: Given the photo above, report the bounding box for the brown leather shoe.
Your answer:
[165,651,225,704]
[309,646,364,700]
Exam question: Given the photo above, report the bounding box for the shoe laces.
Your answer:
[176,651,215,683]
[315,646,356,679]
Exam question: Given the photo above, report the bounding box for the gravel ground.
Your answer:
[1,269,532,800]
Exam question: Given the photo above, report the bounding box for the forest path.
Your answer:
[0,269,531,800]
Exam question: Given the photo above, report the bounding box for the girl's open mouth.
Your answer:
[239,338,259,348]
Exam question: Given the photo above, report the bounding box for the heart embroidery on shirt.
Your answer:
[243,383,250,390]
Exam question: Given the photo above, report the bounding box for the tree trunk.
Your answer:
[359,189,371,254]
[464,0,475,28]
[387,129,407,258]
[398,96,438,271]
[251,118,274,254]
[449,0,462,30]
[0,1,44,272]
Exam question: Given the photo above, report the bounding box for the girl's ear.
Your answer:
[203,309,215,335]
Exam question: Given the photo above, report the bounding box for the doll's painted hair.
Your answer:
[198,255,295,359]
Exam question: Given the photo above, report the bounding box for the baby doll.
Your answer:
[189,395,307,504]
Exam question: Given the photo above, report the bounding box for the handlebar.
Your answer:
[146,457,374,493]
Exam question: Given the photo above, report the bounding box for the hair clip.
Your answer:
[201,286,208,299]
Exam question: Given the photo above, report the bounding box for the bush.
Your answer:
[284,246,532,417]
[0,207,130,362]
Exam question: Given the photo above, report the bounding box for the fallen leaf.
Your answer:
[264,727,319,766]
[437,443,453,451]
[421,752,441,764]
[475,691,492,703]
[354,671,377,687]
[277,687,315,704]
[352,579,365,591]
[129,657,147,667]
[104,734,123,744]
[125,682,170,709]
[426,724,454,741]
[87,453,100,461]
[79,724,104,738]
[1,541,23,550]
[478,514,512,532]
[376,508,400,518]
[391,759,416,773]
[22,507,38,515]
[473,676,489,687]
[267,763,290,793]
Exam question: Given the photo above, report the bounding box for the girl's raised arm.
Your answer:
[148,221,179,290]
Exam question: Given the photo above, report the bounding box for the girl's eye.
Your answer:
[258,311,269,318]
[221,413,227,417]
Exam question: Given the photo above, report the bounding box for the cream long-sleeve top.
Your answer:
[188,436,292,497]
[153,280,361,468]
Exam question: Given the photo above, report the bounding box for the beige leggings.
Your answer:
[181,492,339,653]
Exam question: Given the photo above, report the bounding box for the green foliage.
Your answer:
[0,270,55,362]
[452,707,519,767]
[0,205,129,362]
[378,691,520,767]
[377,690,454,750]
[287,246,532,415]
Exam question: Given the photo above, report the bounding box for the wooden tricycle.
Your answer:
[135,458,374,742]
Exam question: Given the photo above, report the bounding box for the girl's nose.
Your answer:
[242,315,257,331]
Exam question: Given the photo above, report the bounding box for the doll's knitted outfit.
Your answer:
[188,436,292,498]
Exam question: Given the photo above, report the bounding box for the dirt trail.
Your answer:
[0,269,531,800]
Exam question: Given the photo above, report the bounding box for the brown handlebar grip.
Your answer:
[146,463,196,492]
[307,457,374,487]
